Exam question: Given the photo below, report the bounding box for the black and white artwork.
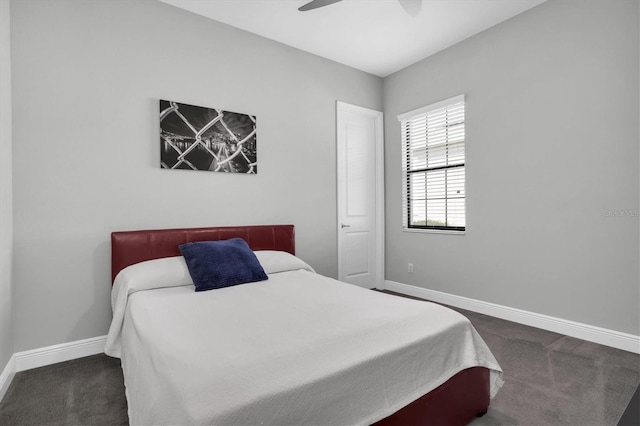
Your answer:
[160,100,257,173]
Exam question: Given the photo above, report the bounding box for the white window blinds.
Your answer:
[399,95,465,232]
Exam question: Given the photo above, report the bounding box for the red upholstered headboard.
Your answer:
[111,225,295,283]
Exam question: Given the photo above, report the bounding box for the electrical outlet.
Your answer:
[408,263,414,273]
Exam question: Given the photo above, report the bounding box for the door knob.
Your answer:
[341,224,351,228]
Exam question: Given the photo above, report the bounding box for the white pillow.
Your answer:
[112,251,314,303]
[113,256,193,297]
[254,250,316,275]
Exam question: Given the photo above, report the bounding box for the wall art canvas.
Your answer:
[160,100,257,173]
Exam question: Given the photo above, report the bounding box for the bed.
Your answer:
[105,224,503,425]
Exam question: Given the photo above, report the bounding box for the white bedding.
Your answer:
[106,253,503,425]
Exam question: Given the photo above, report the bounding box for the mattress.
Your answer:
[105,253,503,425]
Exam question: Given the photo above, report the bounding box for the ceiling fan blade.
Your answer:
[398,0,422,17]
[298,0,343,12]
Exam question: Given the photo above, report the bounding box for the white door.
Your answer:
[336,102,384,289]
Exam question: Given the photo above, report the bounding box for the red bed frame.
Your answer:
[111,224,296,283]
[110,224,489,425]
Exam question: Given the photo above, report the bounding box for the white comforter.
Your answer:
[105,253,503,425]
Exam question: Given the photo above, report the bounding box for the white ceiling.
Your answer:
[159,0,546,77]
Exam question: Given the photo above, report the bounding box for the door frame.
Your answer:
[336,101,385,290]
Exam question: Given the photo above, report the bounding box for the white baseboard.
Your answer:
[385,280,640,354]
[0,354,16,402]
[14,335,107,372]
[0,335,107,403]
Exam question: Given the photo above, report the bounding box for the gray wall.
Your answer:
[384,0,639,335]
[0,0,14,369]
[10,0,382,352]
[6,0,639,357]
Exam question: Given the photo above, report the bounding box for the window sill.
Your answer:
[402,228,465,235]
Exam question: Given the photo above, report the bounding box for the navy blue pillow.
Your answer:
[179,238,268,292]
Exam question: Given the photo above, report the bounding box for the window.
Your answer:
[398,95,465,232]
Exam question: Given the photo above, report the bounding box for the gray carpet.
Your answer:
[0,354,127,425]
[461,308,639,425]
[0,292,638,425]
